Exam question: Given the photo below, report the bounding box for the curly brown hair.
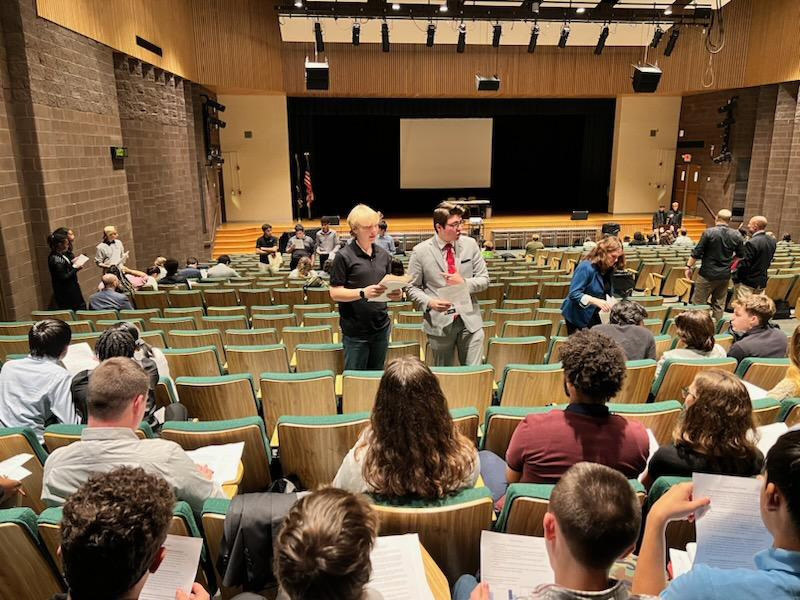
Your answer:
[60,467,175,600]
[360,355,476,498]
[674,310,715,352]
[674,370,759,459]
[274,488,378,600]
[559,330,626,401]
[584,236,625,271]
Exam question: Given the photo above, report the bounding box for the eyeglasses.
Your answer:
[680,386,693,401]
[446,220,464,229]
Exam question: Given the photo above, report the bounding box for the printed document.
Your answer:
[669,543,697,580]
[62,342,98,375]
[184,442,244,485]
[0,453,33,481]
[438,282,472,313]
[368,275,411,302]
[366,533,434,600]
[481,530,554,598]
[753,422,788,456]
[741,380,768,401]
[72,254,90,268]
[692,473,772,570]
[139,534,202,600]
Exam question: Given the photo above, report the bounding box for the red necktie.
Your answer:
[444,243,456,274]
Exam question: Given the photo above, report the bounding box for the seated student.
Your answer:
[672,228,694,247]
[179,256,203,279]
[0,319,79,442]
[633,430,800,599]
[630,231,648,246]
[593,301,657,361]
[479,331,649,506]
[43,357,225,511]
[137,265,161,290]
[622,235,632,247]
[777,233,792,246]
[655,311,727,379]
[112,321,171,379]
[51,466,211,600]
[642,370,763,487]
[206,254,240,279]
[482,240,495,259]
[768,324,800,399]
[274,487,379,600]
[728,294,788,362]
[455,463,652,600]
[157,257,188,284]
[88,273,133,310]
[525,234,544,257]
[582,237,597,251]
[333,356,479,497]
[288,256,318,280]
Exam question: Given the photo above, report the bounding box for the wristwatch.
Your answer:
[359,289,366,299]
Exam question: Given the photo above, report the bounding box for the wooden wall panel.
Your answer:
[744,0,800,87]
[36,0,197,79]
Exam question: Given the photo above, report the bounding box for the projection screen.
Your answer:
[400,118,493,189]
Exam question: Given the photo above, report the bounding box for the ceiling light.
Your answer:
[527,24,539,53]
[594,25,609,55]
[426,23,436,47]
[492,24,502,48]
[457,23,466,53]
[576,7,585,14]
[381,22,390,52]
[352,22,360,46]
[439,4,447,12]
[664,28,680,56]
[650,26,664,48]
[391,3,400,10]
[294,0,302,7]
[558,24,570,48]
[531,1,540,13]
[664,8,672,15]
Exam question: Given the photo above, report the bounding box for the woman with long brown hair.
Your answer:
[561,236,625,334]
[333,355,479,498]
[642,369,763,487]
[654,310,727,379]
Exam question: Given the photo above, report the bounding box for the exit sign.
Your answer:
[681,153,692,163]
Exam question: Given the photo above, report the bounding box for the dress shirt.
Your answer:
[374,234,396,255]
[94,239,125,269]
[206,263,240,278]
[288,236,314,255]
[42,427,226,511]
[0,355,79,442]
[315,229,339,254]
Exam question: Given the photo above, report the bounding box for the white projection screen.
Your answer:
[400,118,493,189]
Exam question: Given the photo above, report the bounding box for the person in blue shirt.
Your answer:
[561,236,625,334]
[633,429,800,599]
[374,220,396,255]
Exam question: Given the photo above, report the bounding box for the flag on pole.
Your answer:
[303,152,314,213]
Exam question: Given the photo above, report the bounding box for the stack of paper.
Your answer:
[184,442,245,485]
[741,381,768,401]
[481,530,554,598]
[139,534,203,600]
[669,543,696,580]
[366,534,435,600]
[753,422,789,456]
[0,453,33,481]
[639,429,661,483]
[72,254,90,268]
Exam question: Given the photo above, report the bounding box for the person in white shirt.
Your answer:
[315,216,340,270]
[0,319,79,442]
[42,357,225,511]
[655,310,727,379]
[582,238,597,252]
[205,254,240,279]
[672,228,694,247]
[288,256,318,281]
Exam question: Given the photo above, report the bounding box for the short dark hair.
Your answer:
[432,201,464,231]
[675,310,715,352]
[609,301,648,326]
[145,266,160,276]
[87,357,150,421]
[47,230,69,252]
[680,228,688,236]
[321,216,331,226]
[765,430,800,534]
[550,462,641,570]
[783,233,792,242]
[379,221,388,231]
[29,319,71,359]
[217,255,231,264]
[262,223,272,232]
[60,467,174,600]
[164,258,179,275]
[294,224,305,232]
[186,256,198,266]
[633,231,644,241]
[559,330,626,401]
[95,329,136,361]
[671,201,679,206]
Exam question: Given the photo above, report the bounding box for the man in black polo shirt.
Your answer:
[256,223,281,274]
[330,204,401,370]
[686,209,745,321]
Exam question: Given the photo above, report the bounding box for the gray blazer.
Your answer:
[406,235,490,336]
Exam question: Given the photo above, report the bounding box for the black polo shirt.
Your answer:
[691,224,744,281]
[256,235,278,264]
[330,239,392,337]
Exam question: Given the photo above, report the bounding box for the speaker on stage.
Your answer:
[602,222,621,237]
[571,211,589,221]
[322,215,340,225]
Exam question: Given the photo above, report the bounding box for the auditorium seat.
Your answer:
[206,306,248,319]
[226,344,290,381]
[119,307,162,326]
[609,401,683,445]
[259,370,337,436]
[644,306,669,324]
[611,360,657,404]
[539,282,570,301]
[736,357,790,390]
[648,476,695,550]
[296,343,344,375]
[653,334,672,360]
[282,325,334,358]
[303,311,341,331]
[384,340,422,364]
[475,282,504,304]
[251,312,297,333]
[163,307,204,328]
[487,338,548,384]
[397,310,424,325]
[31,310,74,322]
[161,417,272,493]
[94,318,144,332]
[237,288,273,313]
[650,357,737,403]
[75,309,118,325]
[272,287,304,308]
[0,322,34,336]
[497,363,562,407]
[203,289,239,307]
[251,304,291,316]
[663,303,711,323]
[175,374,260,421]
[168,329,226,361]
[502,298,540,311]
[489,308,533,335]
[155,376,179,409]
[0,336,30,361]
[224,327,279,347]
[764,274,796,303]
[391,323,427,348]
[751,397,781,426]
[505,282,538,300]
[70,332,101,350]
[533,308,564,337]
[294,303,333,324]
[501,319,552,340]
[162,346,223,378]
[546,336,566,363]
[481,406,551,457]
[43,423,152,453]
[200,315,249,336]
[166,290,203,308]
[341,370,383,413]
[305,287,332,306]
[431,365,494,422]
[151,316,196,331]
[0,427,49,513]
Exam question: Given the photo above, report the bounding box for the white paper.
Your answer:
[670,543,697,580]
[72,254,89,268]
[368,275,411,303]
[184,442,244,485]
[139,534,202,600]
[152,407,166,425]
[437,282,472,313]
[366,534,434,600]
[639,429,661,483]
[742,380,768,401]
[598,294,619,325]
[753,422,788,456]
[62,342,99,376]
[481,530,554,599]
[692,473,772,570]
[0,453,33,481]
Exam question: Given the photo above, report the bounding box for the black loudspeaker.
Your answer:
[571,210,589,220]
[305,60,329,91]
[475,75,501,91]
[322,215,340,225]
[631,65,662,93]
[602,222,621,236]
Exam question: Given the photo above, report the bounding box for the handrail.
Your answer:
[696,196,717,221]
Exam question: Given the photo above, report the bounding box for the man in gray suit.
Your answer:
[407,202,490,366]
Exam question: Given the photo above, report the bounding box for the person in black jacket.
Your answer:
[728,294,787,363]
[47,229,85,311]
[733,215,776,301]
[666,200,683,232]
[652,205,668,236]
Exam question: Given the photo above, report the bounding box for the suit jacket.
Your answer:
[733,231,776,289]
[406,235,489,335]
[561,260,610,328]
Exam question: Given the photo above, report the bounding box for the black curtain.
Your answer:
[287,97,615,219]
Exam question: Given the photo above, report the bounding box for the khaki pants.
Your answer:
[691,274,730,321]
[733,283,764,302]
[258,254,283,275]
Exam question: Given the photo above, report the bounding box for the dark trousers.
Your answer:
[565,310,602,335]
[289,252,307,270]
[342,325,391,371]
[319,253,330,270]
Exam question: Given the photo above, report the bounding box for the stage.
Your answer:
[213,213,708,256]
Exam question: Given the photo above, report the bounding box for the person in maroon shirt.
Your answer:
[479,330,650,508]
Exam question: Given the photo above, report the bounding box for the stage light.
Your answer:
[664,28,679,56]
[717,117,735,128]
[439,4,447,12]
[531,1,540,13]
[492,24,502,48]
[314,22,324,53]
[457,23,466,53]
[208,117,226,129]
[558,24,570,48]
[426,23,436,47]
[352,22,360,45]
[576,7,585,14]
[664,8,672,15]
[650,26,664,48]
[527,24,539,53]
[594,25,609,55]
[205,99,225,112]
[294,0,302,7]
[381,22,390,52]
[391,3,400,9]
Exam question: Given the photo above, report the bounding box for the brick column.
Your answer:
[761,82,799,231]
[745,85,779,217]
[780,90,800,239]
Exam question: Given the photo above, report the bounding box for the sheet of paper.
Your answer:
[62,342,99,376]
[368,275,411,303]
[139,534,202,600]
[72,254,89,268]
[481,530,554,598]
[669,549,692,580]
[598,294,619,325]
[184,442,244,485]
[692,473,772,570]
[742,380,768,401]
[366,534,434,600]
[753,422,789,456]
[639,428,661,483]
[437,282,473,313]
[0,453,33,481]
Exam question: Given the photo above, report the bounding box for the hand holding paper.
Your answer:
[139,535,203,600]
[72,254,89,269]
[367,275,410,302]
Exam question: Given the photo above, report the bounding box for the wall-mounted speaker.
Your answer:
[475,75,500,92]
[305,60,329,91]
[571,210,589,221]
[631,65,662,93]
[322,215,340,225]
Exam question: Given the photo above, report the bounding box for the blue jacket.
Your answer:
[561,260,608,328]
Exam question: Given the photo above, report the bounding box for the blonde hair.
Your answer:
[103,225,117,236]
[732,294,776,326]
[347,204,381,232]
[787,325,800,392]
[154,256,166,267]
[716,209,732,222]
[297,256,313,277]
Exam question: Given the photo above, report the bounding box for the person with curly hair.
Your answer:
[593,300,657,361]
[274,487,379,600]
[332,355,479,498]
[641,370,763,488]
[655,310,727,379]
[53,465,211,600]
[479,330,649,508]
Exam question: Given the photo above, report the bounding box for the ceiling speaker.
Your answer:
[475,75,500,92]
[305,60,329,91]
[631,64,662,93]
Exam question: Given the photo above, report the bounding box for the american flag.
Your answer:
[303,153,314,208]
